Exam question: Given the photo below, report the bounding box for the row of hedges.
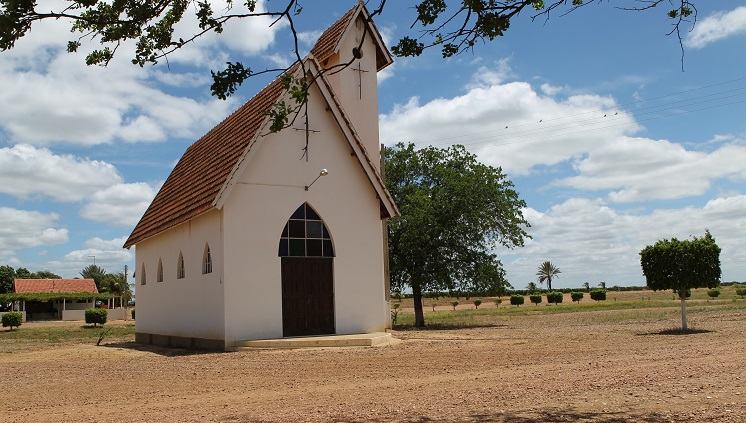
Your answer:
[512,290,607,306]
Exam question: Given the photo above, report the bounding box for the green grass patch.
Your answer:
[0,323,135,353]
[394,299,746,329]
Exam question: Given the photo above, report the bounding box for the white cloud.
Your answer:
[0,144,122,202]
[0,207,69,258]
[554,139,746,203]
[499,195,746,287]
[686,6,746,48]
[466,58,514,89]
[49,247,133,278]
[81,182,161,227]
[380,74,638,175]
[85,236,129,250]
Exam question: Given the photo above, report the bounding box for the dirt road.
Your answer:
[2,306,744,422]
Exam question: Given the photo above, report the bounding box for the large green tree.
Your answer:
[81,264,107,291]
[536,261,561,292]
[1,1,698,99]
[0,265,15,294]
[386,142,530,327]
[639,230,721,330]
[101,272,132,307]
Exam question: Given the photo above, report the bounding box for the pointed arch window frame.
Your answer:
[157,258,164,283]
[177,252,185,279]
[141,263,147,286]
[278,203,335,258]
[202,244,213,275]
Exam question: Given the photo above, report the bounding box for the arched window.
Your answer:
[202,244,213,274]
[157,259,164,282]
[278,203,334,257]
[177,252,185,279]
[140,263,147,285]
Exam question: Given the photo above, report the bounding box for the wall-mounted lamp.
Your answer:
[305,169,329,191]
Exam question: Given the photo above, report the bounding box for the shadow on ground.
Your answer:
[393,323,508,331]
[103,341,225,356]
[636,328,713,336]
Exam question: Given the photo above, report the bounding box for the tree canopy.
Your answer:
[0,1,699,99]
[386,142,530,327]
[639,229,721,330]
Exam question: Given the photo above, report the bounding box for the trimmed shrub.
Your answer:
[590,289,607,301]
[2,311,23,331]
[131,308,135,319]
[494,298,502,308]
[450,300,459,310]
[674,289,692,299]
[529,294,542,306]
[85,308,108,327]
[570,292,584,303]
[707,288,720,299]
[473,299,482,309]
[736,287,746,298]
[510,294,524,307]
[547,291,563,304]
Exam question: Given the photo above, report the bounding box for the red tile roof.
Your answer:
[13,279,98,294]
[124,2,397,248]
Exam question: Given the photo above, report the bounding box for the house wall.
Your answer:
[324,15,382,168]
[221,81,387,343]
[134,210,225,344]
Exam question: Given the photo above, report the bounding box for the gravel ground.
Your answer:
[1,305,745,422]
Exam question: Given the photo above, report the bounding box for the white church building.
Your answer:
[124,2,399,350]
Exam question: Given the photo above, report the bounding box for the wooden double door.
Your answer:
[281,257,335,337]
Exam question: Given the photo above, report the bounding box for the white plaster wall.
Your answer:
[221,81,387,342]
[325,16,382,166]
[134,210,225,340]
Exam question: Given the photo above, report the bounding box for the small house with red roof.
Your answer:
[124,2,398,350]
[11,278,99,321]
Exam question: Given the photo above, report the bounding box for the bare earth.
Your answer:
[2,306,745,422]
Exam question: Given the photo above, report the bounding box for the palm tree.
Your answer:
[526,281,539,294]
[536,261,561,292]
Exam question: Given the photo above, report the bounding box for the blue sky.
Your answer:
[0,1,744,290]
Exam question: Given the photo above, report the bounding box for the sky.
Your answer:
[0,1,744,291]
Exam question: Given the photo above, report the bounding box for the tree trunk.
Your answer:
[680,291,688,331]
[412,282,425,327]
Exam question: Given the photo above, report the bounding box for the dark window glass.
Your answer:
[306,221,322,238]
[323,240,335,257]
[288,220,305,238]
[289,239,305,256]
[306,239,323,256]
[290,204,305,219]
[278,239,289,256]
[306,207,320,220]
[279,203,335,257]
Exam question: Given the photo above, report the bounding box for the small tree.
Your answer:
[391,303,401,325]
[85,308,108,327]
[736,286,746,299]
[473,299,482,309]
[590,289,607,301]
[510,294,524,307]
[529,294,542,306]
[598,281,606,289]
[450,300,459,311]
[582,282,590,292]
[526,281,539,294]
[571,292,584,303]
[707,288,720,300]
[640,230,721,330]
[536,261,561,292]
[431,302,437,312]
[2,311,23,330]
[547,291,563,305]
[494,298,502,308]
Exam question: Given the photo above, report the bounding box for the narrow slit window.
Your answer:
[157,259,164,283]
[141,264,147,286]
[203,244,213,274]
[177,252,185,279]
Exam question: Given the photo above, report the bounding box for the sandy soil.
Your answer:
[1,305,745,422]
